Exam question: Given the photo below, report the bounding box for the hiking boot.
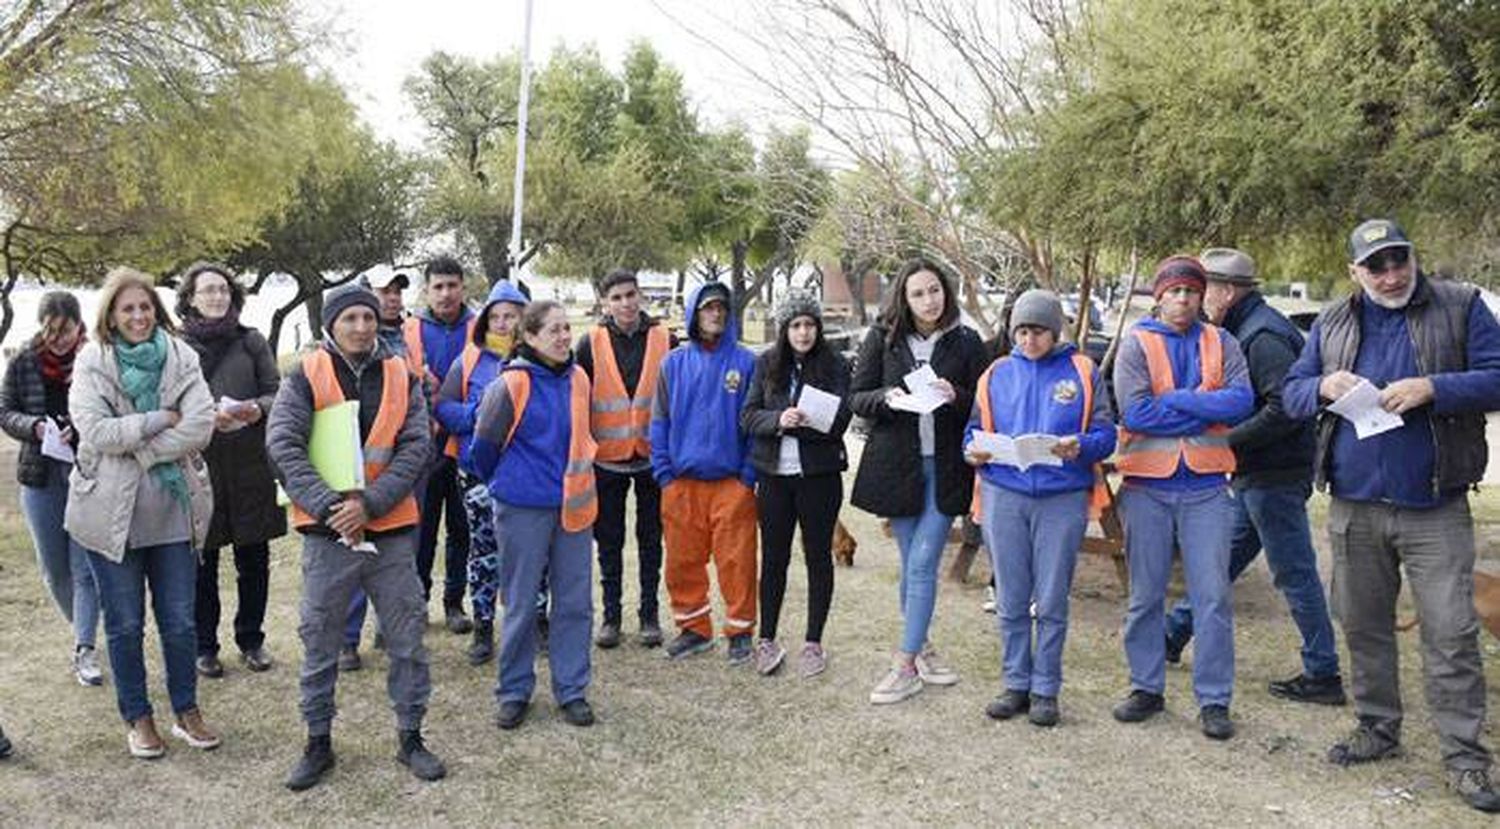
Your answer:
[337,646,361,672]
[240,647,274,673]
[664,630,714,660]
[799,643,827,678]
[984,689,1030,720]
[0,725,11,759]
[73,645,103,686]
[195,653,225,679]
[1029,694,1060,727]
[754,639,786,676]
[396,730,446,781]
[1267,673,1346,706]
[1112,690,1166,723]
[1449,768,1500,813]
[1199,705,1234,740]
[1164,633,1187,666]
[727,634,754,666]
[638,620,664,648]
[127,716,165,760]
[870,660,923,705]
[285,735,334,791]
[467,621,495,666]
[560,699,595,727]
[495,700,530,730]
[372,631,386,651]
[1327,721,1400,766]
[915,644,959,686]
[171,708,221,750]
[595,622,622,650]
[444,604,473,635]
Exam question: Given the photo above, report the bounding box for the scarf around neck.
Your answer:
[37,341,79,386]
[114,329,189,509]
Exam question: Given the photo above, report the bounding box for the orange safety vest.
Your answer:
[971,353,1109,521]
[1115,326,1237,479]
[441,343,485,460]
[589,324,669,462]
[289,350,420,532]
[400,316,426,380]
[501,366,599,532]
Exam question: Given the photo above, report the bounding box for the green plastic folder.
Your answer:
[308,400,365,492]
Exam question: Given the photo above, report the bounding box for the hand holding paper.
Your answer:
[891,365,948,414]
[1327,378,1404,440]
[795,385,842,433]
[40,417,74,463]
[970,431,1064,470]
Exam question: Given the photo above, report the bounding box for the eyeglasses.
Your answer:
[195,286,232,297]
[1363,248,1410,274]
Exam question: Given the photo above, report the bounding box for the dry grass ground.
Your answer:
[1,454,1499,827]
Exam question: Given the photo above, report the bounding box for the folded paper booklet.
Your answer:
[971,431,1064,471]
[1326,378,1403,440]
[891,365,947,414]
[795,384,841,433]
[309,400,365,492]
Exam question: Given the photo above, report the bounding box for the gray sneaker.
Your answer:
[753,639,786,676]
[664,630,714,660]
[798,643,827,679]
[726,634,753,666]
[915,644,959,686]
[870,661,923,705]
[73,645,103,687]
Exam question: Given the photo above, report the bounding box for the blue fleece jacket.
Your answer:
[964,344,1117,497]
[434,281,528,473]
[416,305,475,384]
[1284,289,1500,508]
[470,355,577,510]
[649,284,757,488]
[1112,318,1255,491]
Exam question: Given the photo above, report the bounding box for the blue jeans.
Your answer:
[1121,484,1235,707]
[889,457,955,655]
[981,483,1088,698]
[1165,481,1339,679]
[494,502,593,705]
[19,462,100,648]
[87,542,199,724]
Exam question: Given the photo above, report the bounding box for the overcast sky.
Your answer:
[308,0,773,150]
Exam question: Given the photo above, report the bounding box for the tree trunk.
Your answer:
[730,239,749,332]
[1073,246,1095,345]
[0,268,17,347]
[845,255,872,325]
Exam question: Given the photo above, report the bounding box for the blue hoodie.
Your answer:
[435,280,528,473]
[1112,318,1255,491]
[649,283,757,488]
[964,343,1117,497]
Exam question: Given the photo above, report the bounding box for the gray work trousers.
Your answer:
[298,529,431,735]
[1329,496,1491,771]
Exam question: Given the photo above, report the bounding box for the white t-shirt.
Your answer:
[775,434,803,475]
[907,331,939,456]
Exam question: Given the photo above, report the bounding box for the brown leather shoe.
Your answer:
[128,716,165,759]
[171,708,222,750]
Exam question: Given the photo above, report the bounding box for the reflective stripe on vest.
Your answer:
[289,350,420,532]
[971,352,1108,521]
[442,343,485,460]
[502,366,599,532]
[1115,326,1237,478]
[589,324,668,462]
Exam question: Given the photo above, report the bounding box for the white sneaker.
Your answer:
[73,646,103,687]
[981,585,996,614]
[915,644,960,686]
[870,662,923,705]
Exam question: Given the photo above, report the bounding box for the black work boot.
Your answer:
[1449,768,1500,813]
[396,730,446,782]
[1267,673,1346,706]
[467,620,495,666]
[1327,719,1400,766]
[0,724,12,759]
[444,603,473,635]
[1112,690,1166,723]
[595,621,622,649]
[984,689,1031,720]
[285,734,335,791]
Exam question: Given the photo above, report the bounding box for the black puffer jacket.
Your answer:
[848,323,989,517]
[741,344,852,477]
[0,349,62,487]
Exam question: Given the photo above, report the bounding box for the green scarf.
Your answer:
[115,329,189,509]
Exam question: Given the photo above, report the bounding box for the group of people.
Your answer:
[0,219,1497,813]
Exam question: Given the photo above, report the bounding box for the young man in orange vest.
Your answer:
[1111,256,1254,740]
[575,269,674,649]
[268,284,445,790]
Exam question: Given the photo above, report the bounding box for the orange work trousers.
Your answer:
[662,477,759,639]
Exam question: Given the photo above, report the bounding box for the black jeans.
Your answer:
[195,542,270,656]
[593,466,662,626]
[417,456,471,607]
[756,472,841,643]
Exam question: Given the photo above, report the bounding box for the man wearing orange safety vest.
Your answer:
[575,269,676,650]
[267,283,445,790]
[1110,256,1254,742]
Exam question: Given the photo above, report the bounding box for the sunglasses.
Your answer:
[1362,247,1410,274]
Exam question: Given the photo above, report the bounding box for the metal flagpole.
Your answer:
[507,0,535,283]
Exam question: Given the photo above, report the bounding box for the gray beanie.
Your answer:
[322,283,381,334]
[1009,289,1064,338]
[774,294,823,331]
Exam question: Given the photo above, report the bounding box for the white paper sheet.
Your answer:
[970,431,1064,470]
[893,364,947,413]
[795,384,841,434]
[1327,379,1404,440]
[216,396,258,433]
[40,418,74,463]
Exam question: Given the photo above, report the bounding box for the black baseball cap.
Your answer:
[1348,219,1413,265]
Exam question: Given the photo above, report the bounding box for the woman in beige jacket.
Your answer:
[65,267,218,760]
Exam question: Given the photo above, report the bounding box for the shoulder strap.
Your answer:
[1070,352,1096,431]
[1133,329,1175,395]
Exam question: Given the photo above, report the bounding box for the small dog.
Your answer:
[833,519,858,567]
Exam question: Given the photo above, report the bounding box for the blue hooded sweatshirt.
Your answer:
[1112,317,1255,491]
[649,283,757,488]
[470,351,579,510]
[435,280,528,474]
[964,343,1117,497]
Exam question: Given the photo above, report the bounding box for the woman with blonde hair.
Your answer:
[66,266,219,759]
